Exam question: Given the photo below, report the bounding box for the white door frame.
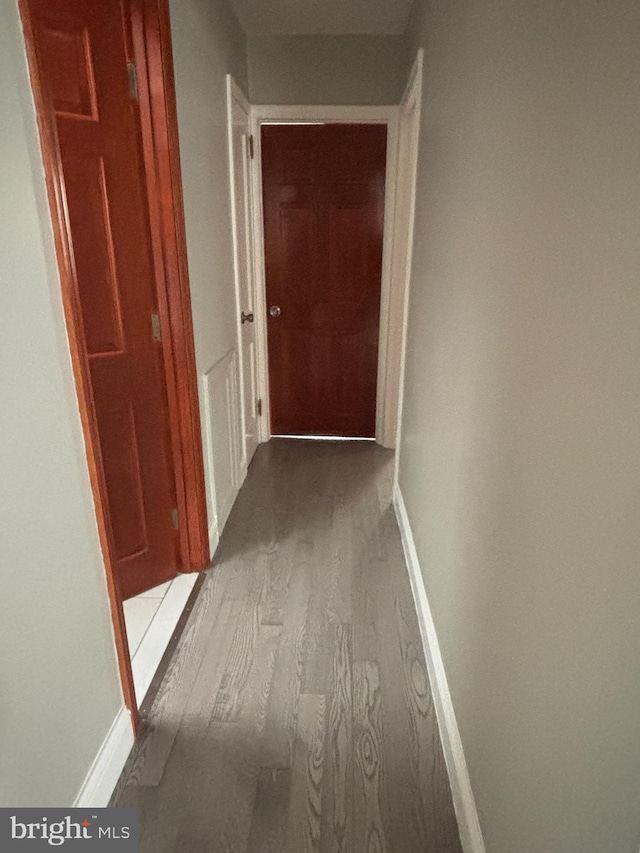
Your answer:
[248,103,400,445]
[226,75,249,474]
[392,50,424,482]
[226,74,261,475]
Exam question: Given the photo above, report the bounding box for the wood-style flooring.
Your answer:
[113,439,462,852]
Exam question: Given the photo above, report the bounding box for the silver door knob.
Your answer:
[269,305,281,318]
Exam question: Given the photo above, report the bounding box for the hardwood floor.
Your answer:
[113,439,462,852]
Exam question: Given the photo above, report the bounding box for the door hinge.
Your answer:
[151,312,162,342]
[256,398,262,417]
[247,134,254,160]
[171,508,179,530]
[127,62,139,101]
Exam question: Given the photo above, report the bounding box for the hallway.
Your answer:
[113,439,462,851]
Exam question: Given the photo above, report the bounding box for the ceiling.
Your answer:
[228,0,415,36]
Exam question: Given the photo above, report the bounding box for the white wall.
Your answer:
[0,4,124,806]
[248,35,407,104]
[398,1,640,852]
[169,0,249,544]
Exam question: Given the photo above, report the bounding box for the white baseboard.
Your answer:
[209,520,220,561]
[73,706,134,808]
[129,573,198,706]
[393,484,486,853]
[238,463,248,490]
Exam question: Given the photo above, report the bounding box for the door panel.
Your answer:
[262,124,387,437]
[99,403,149,561]
[26,0,179,599]
[63,154,126,355]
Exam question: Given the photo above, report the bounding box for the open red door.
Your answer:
[23,0,179,599]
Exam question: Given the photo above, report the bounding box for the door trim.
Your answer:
[225,74,251,479]
[129,0,209,573]
[248,104,400,445]
[393,50,424,486]
[19,0,209,726]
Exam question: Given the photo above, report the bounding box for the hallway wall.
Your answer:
[398,1,640,851]
[0,4,124,806]
[169,0,249,542]
[248,35,407,104]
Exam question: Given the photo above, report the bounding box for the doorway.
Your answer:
[248,106,400,447]
[261,123,387,437]
[20,0,209,723]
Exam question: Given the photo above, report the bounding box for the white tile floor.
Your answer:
[123,573,198,706]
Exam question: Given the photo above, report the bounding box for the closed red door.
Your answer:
[262,124,387,437]
[24,0,179,599]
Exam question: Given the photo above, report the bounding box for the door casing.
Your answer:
[226,75,260,475]
[20,0,209,725]
[248,104,401,447]
[393,50,424,484]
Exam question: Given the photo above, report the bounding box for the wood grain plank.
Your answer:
[260,554,311,768]
[303,450,351,694]
[353,661,389,853]
[303,553,334,695]
[171,623,282,852]
[259,546,293,626]
[210,595,261,722]
[285,693,326,853]
[322,622,354,853]
[246,768,292,853]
